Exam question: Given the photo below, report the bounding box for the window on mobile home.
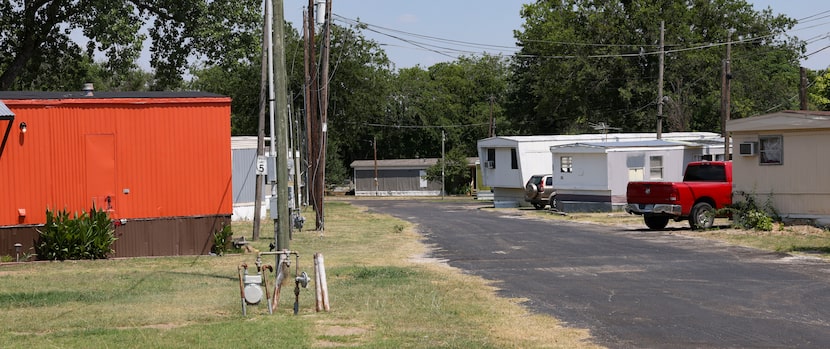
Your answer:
[560,156,573,173]
[759,135,782,165]
[649,156,663,179]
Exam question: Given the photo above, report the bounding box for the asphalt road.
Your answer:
[353,199,830,349]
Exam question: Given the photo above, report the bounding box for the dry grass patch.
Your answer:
[2,201,604,348]
[507,207,830,259]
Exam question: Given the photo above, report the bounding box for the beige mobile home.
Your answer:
[726,110,830,225]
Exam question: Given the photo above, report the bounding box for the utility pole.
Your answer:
[721,31,732,160]
[488,95,495,137]
[800,67,808,110]
[656,21,665,140]
[314,0,332,231]
[269,0,291,250]
[304,0,321,231]
[253,6,269,241]
[441,130,445,200]
[373,135,378,196]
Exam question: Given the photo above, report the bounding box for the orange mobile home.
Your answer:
[0,91,232,258]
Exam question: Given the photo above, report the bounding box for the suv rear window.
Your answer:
[683,164,726,182]
[529,176,543,185]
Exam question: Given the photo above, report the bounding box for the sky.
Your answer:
[283,0,830,71]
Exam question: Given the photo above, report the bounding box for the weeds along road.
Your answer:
[353,199,830,349]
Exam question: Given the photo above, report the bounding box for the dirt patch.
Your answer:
[320,325,368,336]
[116,322,191,331]
[314,323,371,348]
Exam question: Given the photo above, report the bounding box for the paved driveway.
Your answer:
[354,199,830,349]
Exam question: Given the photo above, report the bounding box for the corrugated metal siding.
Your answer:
[1,97,232,226]
[1,103,56,225]
[112,215,228,257]
[232,148,265,204]
[355,169,441,192]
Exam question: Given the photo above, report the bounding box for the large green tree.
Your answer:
[189,21,305,136]
[509,0,803,136]
[376,55,509,161]
[0,0,261,90]
[323,23,394,177]
[808,70,830,110]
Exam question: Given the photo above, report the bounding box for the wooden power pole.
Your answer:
[315,0,332,231]
[721,32,732,160]
[656,21,665,140]
[800,67,808,110]
[266,0,291,250]
[304,0,321,230]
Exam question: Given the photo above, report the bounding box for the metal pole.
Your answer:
[265,0,277,245]
[266,0,277,244]
[373,135,378,195]
[253,4,269,241]
[441,130,445,200]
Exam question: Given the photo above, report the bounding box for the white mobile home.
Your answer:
[550,139,724,212]
[727,110,830,225]
[477,132,723,207]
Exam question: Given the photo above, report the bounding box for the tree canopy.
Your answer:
[0,0,262,90]
[509,0,804,135]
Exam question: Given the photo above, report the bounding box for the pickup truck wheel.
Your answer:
[643,215,669,230]
[690,202,715,230]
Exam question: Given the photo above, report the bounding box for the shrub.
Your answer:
[211,223,234,256]
[35,206,117,260]
[724,192,779,231]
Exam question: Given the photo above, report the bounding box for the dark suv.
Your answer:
[524,174,557,210]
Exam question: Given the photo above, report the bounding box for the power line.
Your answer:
[333,14,518,52]
[363,122,488,129]
[328,7,830,66]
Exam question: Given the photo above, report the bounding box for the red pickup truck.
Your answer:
[625,161,732,230]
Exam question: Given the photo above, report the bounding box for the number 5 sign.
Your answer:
[256,156,267,175]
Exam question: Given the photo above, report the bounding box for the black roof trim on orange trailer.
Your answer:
[0,91,225,100]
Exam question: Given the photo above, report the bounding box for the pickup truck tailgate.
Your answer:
[626,181,677,204]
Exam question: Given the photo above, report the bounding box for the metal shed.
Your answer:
[351,158,442,196]
[0,91,233,257]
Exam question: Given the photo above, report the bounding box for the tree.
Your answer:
[809,70,830,110]
[191,20,393,184]
[509,0,803,136]
[379,55,510,162]
[0,0,262,90]
[189,21,305,136]
[425,147,472,195]
[320,23,393,183]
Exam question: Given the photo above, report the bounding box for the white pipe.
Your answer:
[315,253,330,311]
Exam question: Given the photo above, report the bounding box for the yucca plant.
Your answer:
[211,223,235,256]
[35,205,117,260]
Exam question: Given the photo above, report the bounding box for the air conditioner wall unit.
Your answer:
[484,161,495,169]
[738,142,757,156]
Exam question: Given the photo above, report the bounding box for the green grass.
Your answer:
[694,225,830,257]
[0,201,598,349]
